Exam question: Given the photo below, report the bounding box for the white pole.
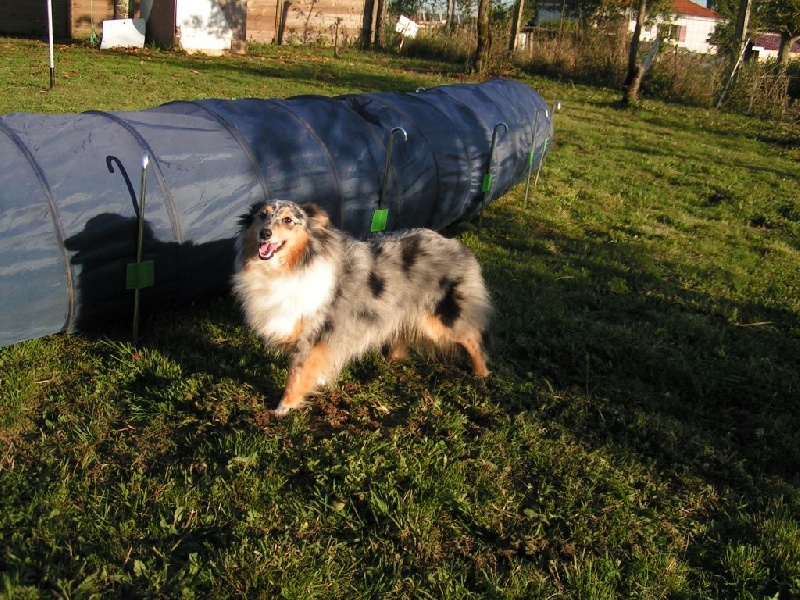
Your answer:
[46,0,55,88]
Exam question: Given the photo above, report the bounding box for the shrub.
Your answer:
[516,23,629,88]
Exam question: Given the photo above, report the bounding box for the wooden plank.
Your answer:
[247,0,364,44]
[70,0,114,37]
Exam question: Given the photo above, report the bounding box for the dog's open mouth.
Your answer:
[259,241,285,260]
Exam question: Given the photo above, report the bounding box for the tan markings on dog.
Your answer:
[388,338,409,361]
[273,317,305,346]
[280,342,333,410]
[310,209,329,230]
[279,227,309,271]
[420,316,489,377]
[419,315,453,344]
[457,330,490,377]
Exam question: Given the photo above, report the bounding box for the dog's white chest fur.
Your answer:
[234,259,336,343]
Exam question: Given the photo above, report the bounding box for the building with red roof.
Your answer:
[535,0,724,54]
[630,0,723,54]
[751,33,800,61]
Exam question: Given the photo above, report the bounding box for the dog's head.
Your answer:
[236,200,331,271]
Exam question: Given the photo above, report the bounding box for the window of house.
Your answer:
[660,23,688,42]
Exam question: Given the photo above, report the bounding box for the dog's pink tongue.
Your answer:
[259,242,279,260]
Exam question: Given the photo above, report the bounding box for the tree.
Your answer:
[361,0,376,48]
[114,0,129,20]
[550,0,637,26]
[622,0,673,104]
[759,0,800,65]
[716,0,753,106]
[374,0,388,48]
[623,0,649,104]
[473,0,491,72]
[508,0,525,54]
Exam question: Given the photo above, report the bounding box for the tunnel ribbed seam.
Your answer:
[0,121,77,333]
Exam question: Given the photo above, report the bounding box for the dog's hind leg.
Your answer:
[387,336,409,361]
[275,342,334,415]
[419,316,490,378]
[457,328,490,378]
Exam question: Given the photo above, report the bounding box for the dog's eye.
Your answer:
[282,217,293,225]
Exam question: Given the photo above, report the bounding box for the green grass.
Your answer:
[2,38,800,598]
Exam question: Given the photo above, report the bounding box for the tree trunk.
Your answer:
[508,0,525,54]
[361,0,376,48]
[731,0,752,58]
[114,0,130,20]
[777,33,800,65]
[447,0,456,30]
[374,0,387,49]
[717,0,752,107]
[623,0,647,103]
[473,0,491,73]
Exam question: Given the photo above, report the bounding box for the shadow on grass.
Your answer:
[66,200,799,489]
[473,201,800,480]
[105,46,445,97]
[8,194,798,597]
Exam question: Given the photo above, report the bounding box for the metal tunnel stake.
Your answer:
[372,126,408,233]
[46,0,56,89]
[478,122,508,230]
[524,108,547,207]
[529,100,561,204]
[126,152,155,342]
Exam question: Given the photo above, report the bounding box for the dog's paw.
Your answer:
[273,399,307,416]
[273,404,292,417]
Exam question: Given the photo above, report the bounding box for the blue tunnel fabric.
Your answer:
[0,79,553,347]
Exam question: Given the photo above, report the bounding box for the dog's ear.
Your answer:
[300,203,330,229]
[238,202,264,228]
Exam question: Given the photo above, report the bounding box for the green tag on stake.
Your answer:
[370,208,388,233]
[126,260,155,290]
[482,173,493,193]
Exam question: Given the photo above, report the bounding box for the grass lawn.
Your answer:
[1,37,800,598]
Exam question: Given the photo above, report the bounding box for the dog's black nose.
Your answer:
[259,228,272,241]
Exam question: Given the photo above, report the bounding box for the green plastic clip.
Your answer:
[482,173,493,193]
[370,208,389,233]
[126,260,155,290]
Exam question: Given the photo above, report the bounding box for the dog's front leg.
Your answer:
[274,341,333,415]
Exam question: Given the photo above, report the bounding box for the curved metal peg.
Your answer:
[489,122,508,155]
[129,151,152,342]
[524,109,547,207]
[374,127,409,233]
[380,126,408,204]
[478,122,508,230]
[534,106,557,188]
[390,125,408,146]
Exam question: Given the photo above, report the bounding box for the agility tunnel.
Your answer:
[0,78,554,347]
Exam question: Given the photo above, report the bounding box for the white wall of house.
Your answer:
[175,0,233,54]
[534,1,721,54]
[676,15,717,53]
[628,14,717,53]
